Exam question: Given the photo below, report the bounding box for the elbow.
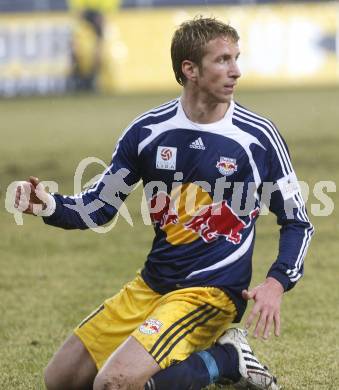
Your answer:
[308,221,315,239]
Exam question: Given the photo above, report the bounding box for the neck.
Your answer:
[181,88,231,124]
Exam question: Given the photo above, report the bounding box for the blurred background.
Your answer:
[1,1,338,389]
[0,0,337,95]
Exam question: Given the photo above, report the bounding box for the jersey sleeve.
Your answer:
[43,125,141,230]
[264,127,314,291]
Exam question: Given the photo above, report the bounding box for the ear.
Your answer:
[181,60,199,83]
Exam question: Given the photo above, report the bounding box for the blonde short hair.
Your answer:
[171,16,239,85]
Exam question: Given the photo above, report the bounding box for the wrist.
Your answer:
[266,269,294,291]
[33,194,56,217]
[266,277,284,294]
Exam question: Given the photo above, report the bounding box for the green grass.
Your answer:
[0,89,338,389]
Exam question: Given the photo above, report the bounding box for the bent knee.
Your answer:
[44,334,97,390]
[93,371,145,390]
[44,354,92,390]
[93,372,121,390]
[44,363,68,390]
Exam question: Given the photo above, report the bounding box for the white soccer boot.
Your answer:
[216,328,280,389]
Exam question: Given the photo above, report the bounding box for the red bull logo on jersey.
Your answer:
[139,318,163,335]
[184,202,259,244]
[149,191,179,228]
[148,183,259,246]
[216,157,237,176]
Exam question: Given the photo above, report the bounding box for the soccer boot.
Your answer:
[216,328,280,389]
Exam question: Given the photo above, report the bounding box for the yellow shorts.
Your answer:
[74,274,237,370]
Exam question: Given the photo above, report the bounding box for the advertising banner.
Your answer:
[0,2,338,96]
[103,2,338,92]
[0,14,72,96]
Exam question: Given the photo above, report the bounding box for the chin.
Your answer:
[217,94,232,104]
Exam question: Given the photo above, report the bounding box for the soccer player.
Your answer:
[15,17,313,390]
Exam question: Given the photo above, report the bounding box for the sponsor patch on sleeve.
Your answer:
[277,172,300,200]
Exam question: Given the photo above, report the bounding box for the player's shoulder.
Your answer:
[118,98,179,144]
[128,98,180,131]
[233,101,278,132]
[232,101,285,147]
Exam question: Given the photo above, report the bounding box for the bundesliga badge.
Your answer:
[216,157,238,176]
[139,318,163,335]
[156,146,177,170]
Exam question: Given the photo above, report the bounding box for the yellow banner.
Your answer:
[0,3,337,96]
[0,13,73,96]
[102,2,338,93]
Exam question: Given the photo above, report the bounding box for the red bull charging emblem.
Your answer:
[148,183,258,246]
[184,202,259,244]
[216,157,237,176]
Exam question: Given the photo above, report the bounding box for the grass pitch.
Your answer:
[0,89,338,389]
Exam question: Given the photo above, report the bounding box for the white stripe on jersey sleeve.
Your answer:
[234,104,314,284]
[234,106,310,224]
[234,110,289,177]
[235,105,293,173]
[288,225,314,278]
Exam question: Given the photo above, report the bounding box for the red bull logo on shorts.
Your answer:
[139,318,163,335]
[216,157,237,176]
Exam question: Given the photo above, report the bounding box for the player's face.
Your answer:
[196,37,241,104]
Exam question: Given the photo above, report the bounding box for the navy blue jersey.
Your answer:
[44,99,314,320]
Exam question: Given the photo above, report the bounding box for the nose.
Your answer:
[229,60,241,79]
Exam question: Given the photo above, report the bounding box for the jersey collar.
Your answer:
[177,98,235,131]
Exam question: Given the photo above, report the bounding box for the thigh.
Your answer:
[74,274,161,370]
[132,286,237,369]
[44,333,97,390]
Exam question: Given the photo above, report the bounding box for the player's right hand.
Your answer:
[15,176,53,216]
[242,277,284,340]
